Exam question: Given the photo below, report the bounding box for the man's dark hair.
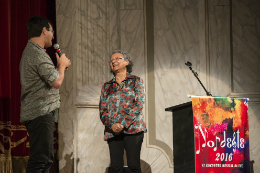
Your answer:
[110,50,134,75]
[27,16,53,39]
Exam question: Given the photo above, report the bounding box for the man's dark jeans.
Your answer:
[24,110,56,173]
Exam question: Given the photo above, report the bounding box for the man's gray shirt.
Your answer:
[20,40,60,123]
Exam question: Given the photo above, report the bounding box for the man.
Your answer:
[19,16,71,172]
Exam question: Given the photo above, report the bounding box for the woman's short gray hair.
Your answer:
[110,50,134,74]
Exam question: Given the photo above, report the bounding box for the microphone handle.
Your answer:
[56,49,68,70]
[56,49,62,57]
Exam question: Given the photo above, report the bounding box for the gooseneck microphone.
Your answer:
[53,44,68,70]
[185,61,212,96]
[185,61,192,67]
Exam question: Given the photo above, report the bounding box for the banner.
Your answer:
[191,96,250,173]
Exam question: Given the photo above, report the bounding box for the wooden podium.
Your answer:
[165,102,195,173]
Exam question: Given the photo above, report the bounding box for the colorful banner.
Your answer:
[191,96,250,173]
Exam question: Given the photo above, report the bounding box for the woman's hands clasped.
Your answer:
[112,123,124,135]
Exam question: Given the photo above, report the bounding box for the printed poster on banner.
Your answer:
[191,96,250,173]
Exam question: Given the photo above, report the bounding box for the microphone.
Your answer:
[53,43,62,57]
[53,44,68,70]
[185,61,192,67]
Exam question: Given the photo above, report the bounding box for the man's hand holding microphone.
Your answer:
[54,44,70,71]
[56,53,71,71]
[51,44,71,89]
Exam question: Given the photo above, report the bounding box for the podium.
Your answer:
[165,102,195,173]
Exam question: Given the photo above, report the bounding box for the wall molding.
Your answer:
[75,104,99,108]
[227,92,260,102]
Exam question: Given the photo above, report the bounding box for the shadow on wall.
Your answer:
[58,131,79,173]
[141,159,152,173]
[105,159,152,173]
[250,160,254,173]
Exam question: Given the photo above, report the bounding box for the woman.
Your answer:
[99,50,147,173]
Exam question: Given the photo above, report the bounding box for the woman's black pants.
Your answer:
[107,132,144,173]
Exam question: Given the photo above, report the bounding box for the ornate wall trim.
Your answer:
[228,92,260,103]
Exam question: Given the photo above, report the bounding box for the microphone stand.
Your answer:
[185,61,212,96]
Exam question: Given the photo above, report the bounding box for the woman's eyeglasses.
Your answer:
[109,57,124,63]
